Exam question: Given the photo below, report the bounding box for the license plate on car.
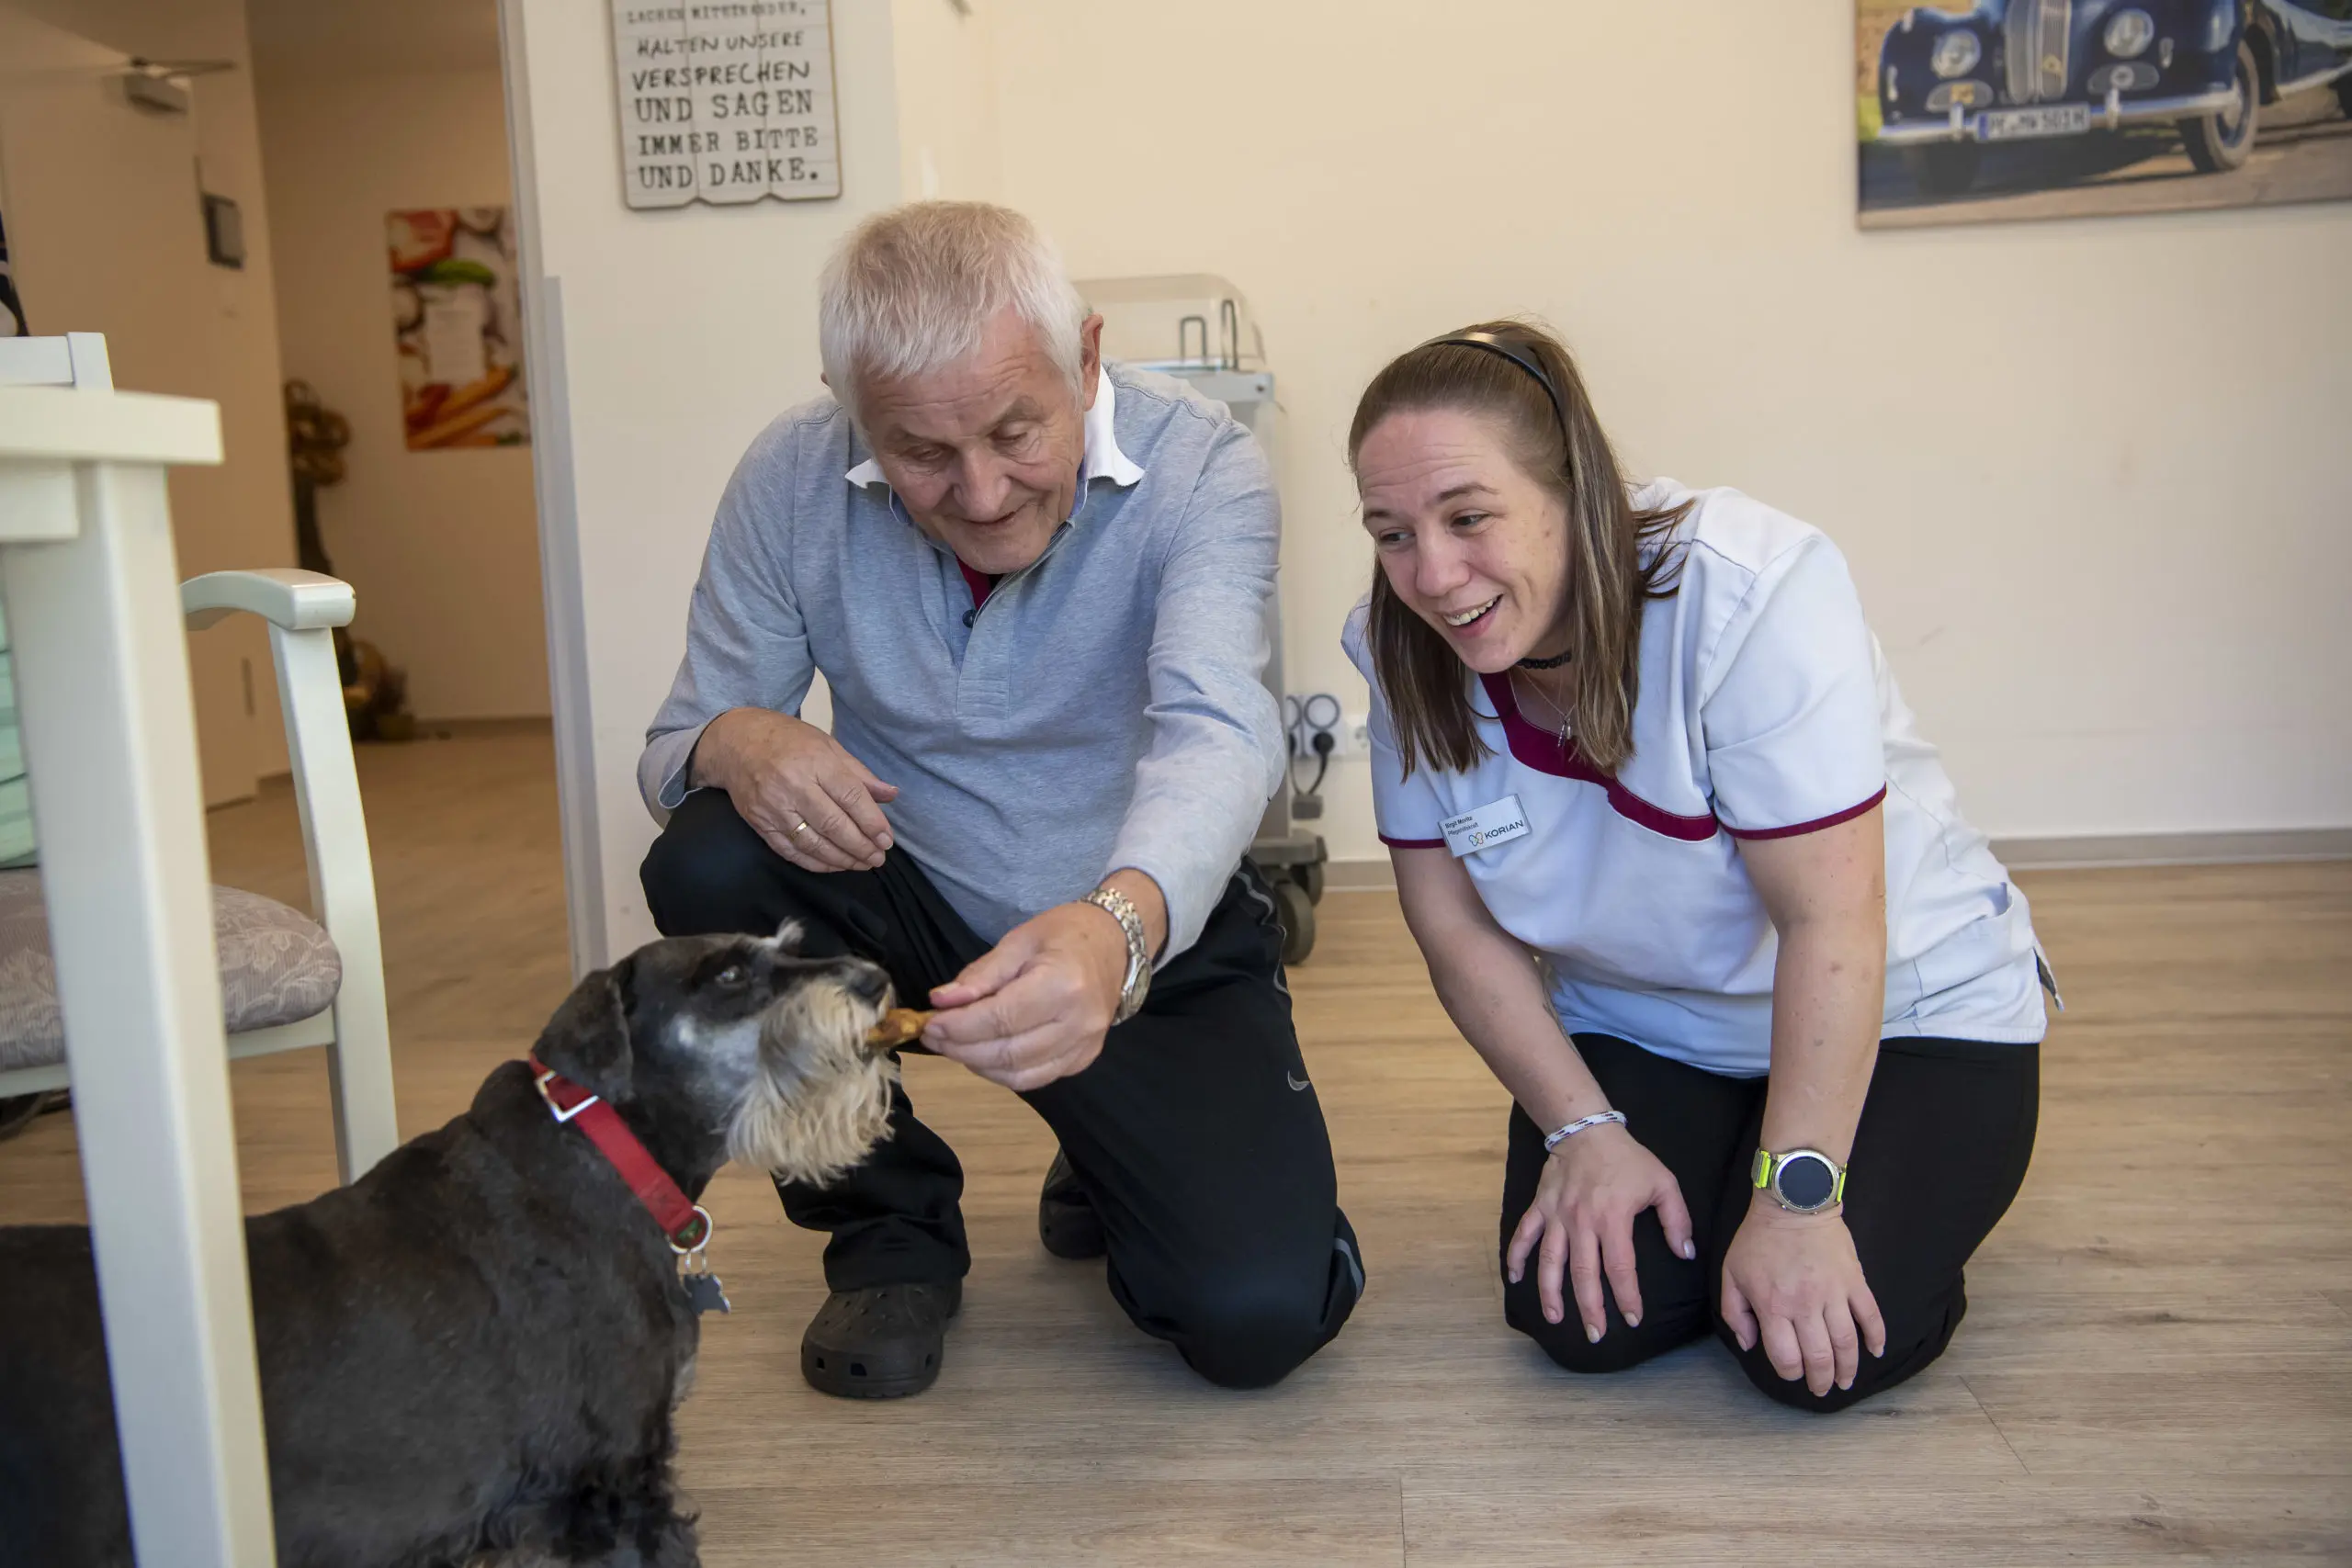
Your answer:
[1980,105,2090,141]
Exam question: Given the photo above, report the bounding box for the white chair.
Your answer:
[0,333,398,1183]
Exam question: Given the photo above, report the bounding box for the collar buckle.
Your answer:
[534,1066,600,1124]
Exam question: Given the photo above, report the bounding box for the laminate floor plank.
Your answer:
[690,1480,1408,1568]
[1398,1476,2352,1566]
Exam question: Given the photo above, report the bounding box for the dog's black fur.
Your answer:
[0,929,896,1568]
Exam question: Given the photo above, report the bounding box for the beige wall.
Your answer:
[254,62,550,721]
[983,0,2352,865]
[0,0,297,803]
[501,0,908,962]
[890,0,1001,203]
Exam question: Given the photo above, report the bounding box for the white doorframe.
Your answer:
[496,0,607,976]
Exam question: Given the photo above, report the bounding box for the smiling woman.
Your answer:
[1351,324,1690,776]
[1344,318,2051,1413]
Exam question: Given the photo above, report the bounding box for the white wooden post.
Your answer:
[274,625,398,1180]
[0,386,278,1568]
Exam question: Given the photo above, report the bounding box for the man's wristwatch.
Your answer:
[1751,1147,1847,1214]
[1081,886,1151,1024]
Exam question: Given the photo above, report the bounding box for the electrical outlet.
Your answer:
[1316,712,1365,758]
[1288,691,1342,761]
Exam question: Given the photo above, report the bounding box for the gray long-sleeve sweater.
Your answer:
[638,364,1284,961]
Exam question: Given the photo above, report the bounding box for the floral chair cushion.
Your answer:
[0,868,342,1072]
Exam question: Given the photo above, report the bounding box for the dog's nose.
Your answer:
[847,964,890,1005]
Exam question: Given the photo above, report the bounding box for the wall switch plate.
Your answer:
[202,194,245,269]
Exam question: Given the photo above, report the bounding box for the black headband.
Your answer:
[1423,330,1566,432]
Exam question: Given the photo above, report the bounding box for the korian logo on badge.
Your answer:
[1442,795,1532,859]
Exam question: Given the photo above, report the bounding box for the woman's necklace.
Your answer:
[1510,667,1575,750]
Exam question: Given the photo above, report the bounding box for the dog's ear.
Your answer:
[534,957,636,1100]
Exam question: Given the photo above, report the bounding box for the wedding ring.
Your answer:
[791,819,813,835]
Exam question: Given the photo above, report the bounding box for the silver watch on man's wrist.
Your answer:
[1081,886,1152,1024]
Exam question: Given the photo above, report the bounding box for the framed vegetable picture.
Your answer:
[387,207,529,449]
[1857,1,2352,228]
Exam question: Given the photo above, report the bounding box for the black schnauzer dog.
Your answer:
[0,926,899,1567]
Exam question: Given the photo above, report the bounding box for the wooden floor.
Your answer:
[3,729,2346,1564]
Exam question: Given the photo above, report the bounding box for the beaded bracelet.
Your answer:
[1543,1109,1627,1154]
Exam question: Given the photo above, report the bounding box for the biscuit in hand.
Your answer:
[866,1007,933,1051]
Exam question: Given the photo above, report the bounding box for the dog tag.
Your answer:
[684,1270,731,1317]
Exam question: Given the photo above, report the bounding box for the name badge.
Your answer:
[1442,795,1531,859]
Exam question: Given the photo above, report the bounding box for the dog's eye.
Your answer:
[715,964,746,987]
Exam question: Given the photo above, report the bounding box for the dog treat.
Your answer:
[866,1008,933,1049]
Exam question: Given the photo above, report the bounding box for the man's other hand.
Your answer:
[692,707,899,872]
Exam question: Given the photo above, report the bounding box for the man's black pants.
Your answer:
[641,788,1364,1389]
[1501,1031,2039,1412]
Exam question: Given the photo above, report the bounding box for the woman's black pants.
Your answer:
[641,787,1364,1390]
[1502,1032,2039,1412]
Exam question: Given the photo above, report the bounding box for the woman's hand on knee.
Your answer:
[1719,1199,1888,1396]
[1506,1124,1694,1345]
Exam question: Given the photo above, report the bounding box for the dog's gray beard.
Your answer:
[725,984,899,1189]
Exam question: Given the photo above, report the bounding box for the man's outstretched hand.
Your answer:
[921,870,1167,1092]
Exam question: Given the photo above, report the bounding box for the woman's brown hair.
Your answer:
[1350,320,1690,777]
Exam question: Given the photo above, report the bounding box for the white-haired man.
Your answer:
[638,202,1363,1396]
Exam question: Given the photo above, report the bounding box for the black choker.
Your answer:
[1516,649,1574,670]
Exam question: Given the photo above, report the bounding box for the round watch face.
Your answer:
[1774,1151,1839,1211]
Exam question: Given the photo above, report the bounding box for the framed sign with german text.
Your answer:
[610,0,842,209]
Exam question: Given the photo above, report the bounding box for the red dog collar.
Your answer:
[527,1055,711,1253]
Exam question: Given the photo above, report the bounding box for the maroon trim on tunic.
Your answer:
[1721,786,1888,841]
[958,560,999,607]
[1477,672,1719,843]
[1379,833,1447,851]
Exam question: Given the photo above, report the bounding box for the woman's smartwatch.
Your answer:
[1751,1147,1847,1214]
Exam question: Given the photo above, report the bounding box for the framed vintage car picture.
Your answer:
[1857,1,2352,226]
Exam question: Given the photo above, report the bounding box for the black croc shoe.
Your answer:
[799,1280,962,1400]
[1038,1148,1106,1260]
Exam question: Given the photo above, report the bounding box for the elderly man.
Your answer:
[638,202,1363,1397]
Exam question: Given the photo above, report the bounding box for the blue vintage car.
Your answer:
[1875,0,2352,194]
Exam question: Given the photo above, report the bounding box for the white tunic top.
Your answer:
[1346,479,2046,1078]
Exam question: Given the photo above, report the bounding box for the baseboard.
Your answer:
[1990,828,2352,870]
[1325,858,1398,891]
[410,716,555,739]
[1320,828,2351,891]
